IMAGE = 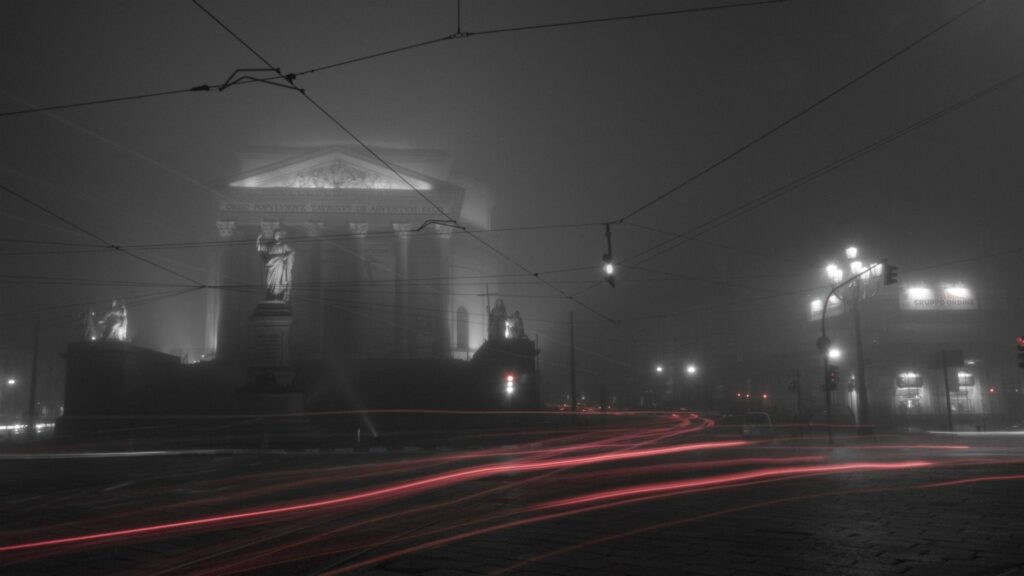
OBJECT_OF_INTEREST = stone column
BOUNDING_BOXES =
[432,223,453,358]
[303,220,326,357]
[349,221,370,358]
[209,219,236,359]
[393,222,414,358]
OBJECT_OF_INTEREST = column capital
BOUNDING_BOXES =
[259,219,281,237]
[348,221,370,236]
[429,222,454,239]
[392,221,415,237]
[216,220,237,238]
[303,220,326,237]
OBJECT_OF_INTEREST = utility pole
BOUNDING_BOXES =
[941,350,955,432]
[27,315,39,440]
[851,294,870,430]
[569,311,577,417]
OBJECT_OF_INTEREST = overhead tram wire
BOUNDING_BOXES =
[192,1,625,323]
[617,244,1024,325]
[620,221,816,269]
[0,221,606,255]
[0,286,205,323]
[569,0,1001,299]
[613,0,989,225]
[621,65,1024,270]
[1,1,784,118]
[568,0,992,301]
[0,181,204,287]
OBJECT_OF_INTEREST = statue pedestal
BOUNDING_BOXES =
[241,301,296,394]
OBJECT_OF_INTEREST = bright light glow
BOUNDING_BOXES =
[505,374,515,395]
[850,260,864,274]
[899,372,919,380]
[810,299,823,313]
[655,365,664,374]
[5,378,14,386]
[603,262,614,275]
[989,388,996,394]
[846,246,858,259]
[907,286,933,299]
[828,348,841,360]
[686,364,697,375]
[825,263,843,283]
[957,372,972,379]
[965,360,975,366]
[761,393,768,399]
[945,286,970,298]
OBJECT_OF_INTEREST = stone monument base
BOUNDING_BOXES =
[242,301,297,393]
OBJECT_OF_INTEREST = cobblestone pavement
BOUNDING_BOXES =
[1,432,1023,575]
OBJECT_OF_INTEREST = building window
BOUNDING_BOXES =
[456,306,469,349]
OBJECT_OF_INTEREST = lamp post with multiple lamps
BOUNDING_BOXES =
[816,246,890,439]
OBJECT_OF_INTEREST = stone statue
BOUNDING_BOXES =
[83,308,101,341]
[488,299,507,341]
[101,300,127,341]
[257,230,294,303]
[510,310,525,339]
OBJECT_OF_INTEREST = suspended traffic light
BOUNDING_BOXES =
[602,254,616,287]
[883,262,899,285]
[602,223,616,287]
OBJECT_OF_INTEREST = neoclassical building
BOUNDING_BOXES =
[204,147,495,366]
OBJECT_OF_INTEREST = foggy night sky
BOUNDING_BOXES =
[2,0,1023,397]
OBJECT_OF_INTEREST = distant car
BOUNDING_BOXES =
[742,412,774,438]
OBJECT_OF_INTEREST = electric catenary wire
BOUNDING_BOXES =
[190,1,626,323]
[0,1,784,118]
[613,0,989,224]
[0,181,204,287]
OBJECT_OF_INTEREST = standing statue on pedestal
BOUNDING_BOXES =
[101,300,127,341]
[510,310,525,339]
[488,299,507,341]
[257,230,294,303]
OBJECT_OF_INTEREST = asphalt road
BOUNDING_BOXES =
[2,415,1023,575]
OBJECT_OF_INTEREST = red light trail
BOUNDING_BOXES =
[0,439,746,554]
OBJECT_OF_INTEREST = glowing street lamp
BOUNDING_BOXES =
[828,347,842,360]
[686,364,697,376]
[655,365,664,374]
[845,246,858,259]
[825,263,843,284]
[5,378,14,386]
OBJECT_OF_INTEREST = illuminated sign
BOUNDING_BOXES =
[900,283,977,311]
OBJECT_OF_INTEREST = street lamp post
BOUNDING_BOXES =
[820,249,881,438]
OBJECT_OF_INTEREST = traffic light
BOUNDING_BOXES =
[826,365,840,391]
[602,223,616,287]
[1016,336,1024,369]
[883,262,899,285]
[602,254,616,287]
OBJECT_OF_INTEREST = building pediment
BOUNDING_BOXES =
[228,148,435,191]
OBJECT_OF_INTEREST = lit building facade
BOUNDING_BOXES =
[204,147,496,366]
[811,281,1024,430]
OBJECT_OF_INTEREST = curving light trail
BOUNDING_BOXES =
[0,439,746,554]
